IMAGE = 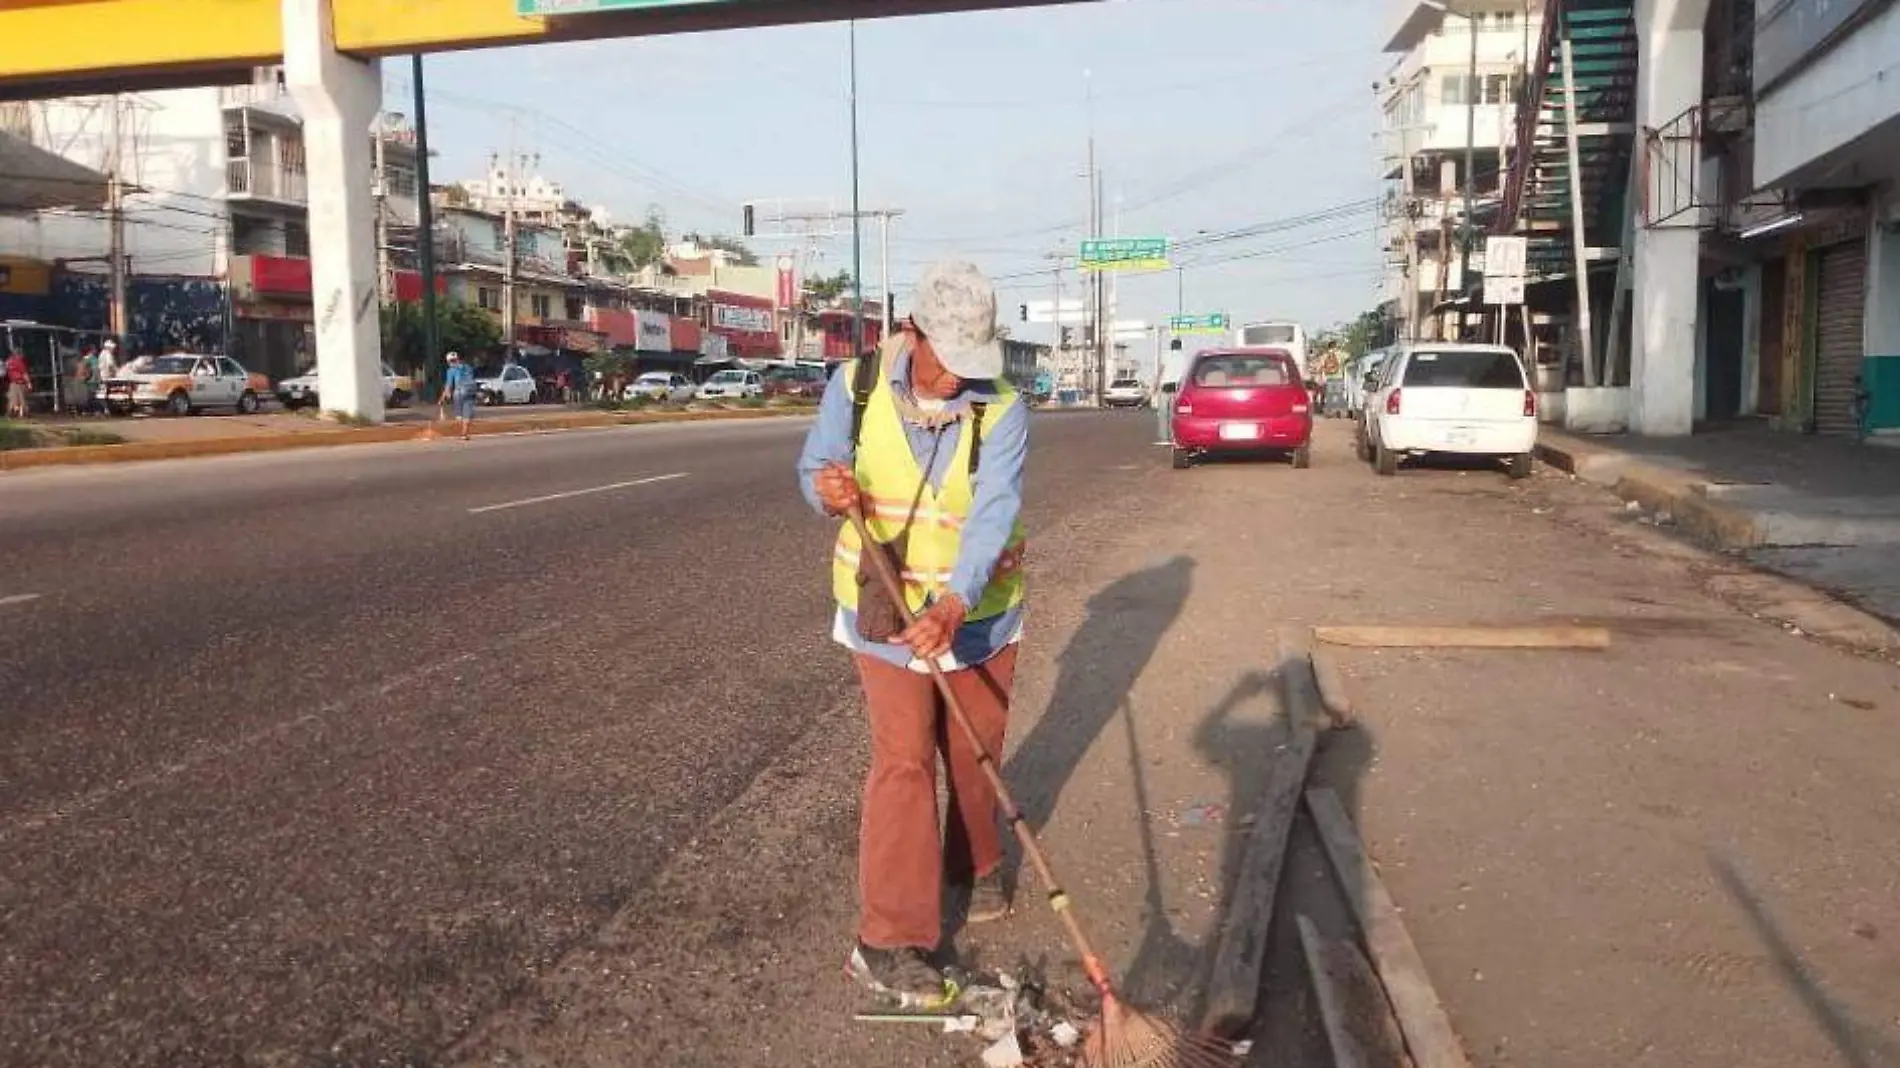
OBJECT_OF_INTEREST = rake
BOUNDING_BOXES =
[847,507,1240,1068]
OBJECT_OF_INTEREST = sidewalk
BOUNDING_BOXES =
[1537,422,1900,622]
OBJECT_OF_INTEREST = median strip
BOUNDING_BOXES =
[467,472,689,515]
[0,404,812,473]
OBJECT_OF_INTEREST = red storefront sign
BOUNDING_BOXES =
[392,270,448,303]
[707,289,781,359]
[669,316,702,353]
[250,254,312,296]
[776,258,797,310]
[590,307,640,347]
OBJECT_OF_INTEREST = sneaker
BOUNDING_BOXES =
[847,943,956,1010]
[963,871,1013,925]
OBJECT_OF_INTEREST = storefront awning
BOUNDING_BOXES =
[0,130,108,213]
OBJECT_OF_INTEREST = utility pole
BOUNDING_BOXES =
[373,122,391,304]
[848,20,865,358]
[1084,70,1105,405]
[105,93,127,345]
[1459,4,1478,341]
[496,145,523,355]
[876,210,898,337]
[413,54,441,387]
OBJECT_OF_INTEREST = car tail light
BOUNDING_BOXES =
[1523,389,1538,417]
[1385,388,1402,416]
[1292,400,1310,414]
[1174,390,1192,415]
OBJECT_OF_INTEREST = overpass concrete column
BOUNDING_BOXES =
[283,0,385,423]
[1629,0,1708,436]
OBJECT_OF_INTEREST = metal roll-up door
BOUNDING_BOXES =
[1812,239,1867,435]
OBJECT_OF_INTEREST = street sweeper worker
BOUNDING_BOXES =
[797,260,1030,1007]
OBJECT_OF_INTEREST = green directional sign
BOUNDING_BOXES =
[1080,237,1169,272]
[517,0,727,14]
[1168,313,1229,335]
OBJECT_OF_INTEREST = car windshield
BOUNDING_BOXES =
[1402,349,1525,389]
[144,356,196,375]
[711,371,746,383]
[636,373,670,383]
[1191,353,1293,387]
[1110,379,1141,389]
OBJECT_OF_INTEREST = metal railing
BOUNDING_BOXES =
[226,158,308,204]
[1496,0,1564,232]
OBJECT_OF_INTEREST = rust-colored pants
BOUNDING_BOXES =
[855,645,1017,950]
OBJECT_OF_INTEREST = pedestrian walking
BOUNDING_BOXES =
[95,338,118,383]
[1153,347,1184,445]
[556,367,574,406]
[68,348,94,414]
[439,351,477,441]
[5,348,30,420]
[796,260,1030,1007]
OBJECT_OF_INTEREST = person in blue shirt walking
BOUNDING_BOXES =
[796,260,1030,1006]
[439,351,476,441]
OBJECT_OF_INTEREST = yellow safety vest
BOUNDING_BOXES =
[831,348,1027,622]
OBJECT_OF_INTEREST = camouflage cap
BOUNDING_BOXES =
[911,260,1003,380]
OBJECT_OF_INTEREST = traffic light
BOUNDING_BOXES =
[1059,327,1074,348]
[742,204,756,237]
[1019,304,1029,323]
[1170,338,1183,351]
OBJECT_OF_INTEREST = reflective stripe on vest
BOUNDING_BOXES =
[831,347,1026,621]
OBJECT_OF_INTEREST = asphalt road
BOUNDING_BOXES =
[0,412,1151,1067]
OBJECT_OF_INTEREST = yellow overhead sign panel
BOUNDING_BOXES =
[0,0,280,87]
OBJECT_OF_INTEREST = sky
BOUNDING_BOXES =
[393,0,1393,349]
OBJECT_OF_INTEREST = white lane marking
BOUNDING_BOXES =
[0,593,41,607]
[467,472,689,515]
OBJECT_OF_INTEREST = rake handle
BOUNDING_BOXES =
[846,506,1116,994]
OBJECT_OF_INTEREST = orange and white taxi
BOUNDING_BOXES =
[104,354,273,417]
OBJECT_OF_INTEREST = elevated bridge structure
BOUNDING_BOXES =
[0,0,1089,419]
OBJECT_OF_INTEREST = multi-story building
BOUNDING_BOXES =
[0,67,424,380]
[1380,2,1543,343]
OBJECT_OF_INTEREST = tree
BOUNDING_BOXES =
[804,269,854,303]
[614,206,667,271]
[381,299,504,393]
[680,231,758,267]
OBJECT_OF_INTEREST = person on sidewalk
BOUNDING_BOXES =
[5,349,30,420]
[439,351,477,441]
[95,339,118,384]
[1152,355,1182,446]
[796,260,1030,1007]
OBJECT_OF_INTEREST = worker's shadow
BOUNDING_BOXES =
[1117,661,1378,1041]
[1004,555,1197,838]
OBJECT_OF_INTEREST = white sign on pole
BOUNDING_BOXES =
[1483,275,1525,306]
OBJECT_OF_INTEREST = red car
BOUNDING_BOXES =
[1170,347,1313,469]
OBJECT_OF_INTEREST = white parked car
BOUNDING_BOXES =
[103,353,270,417]
[696,369,763,400]
[277,362,414,410]
[1103,378,1147,409]
[478,363,538,406]
[1360,343,1538,479]
[625,371,696,403]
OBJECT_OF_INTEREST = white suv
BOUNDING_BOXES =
[1360,343,1538,479]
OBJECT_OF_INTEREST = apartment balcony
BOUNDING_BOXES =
[226,158,307,206]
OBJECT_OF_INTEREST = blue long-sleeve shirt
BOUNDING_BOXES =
[797,346,1029,671]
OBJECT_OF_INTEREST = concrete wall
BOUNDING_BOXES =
[0,89,228,276]
[1754,1,1900,190]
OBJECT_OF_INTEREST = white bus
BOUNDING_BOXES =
[1236,321,1308,378]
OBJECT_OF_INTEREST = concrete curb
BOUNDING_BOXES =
[1536,432,1765,551]
[0,406,807,473]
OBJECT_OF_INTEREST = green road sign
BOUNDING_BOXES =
[1168,313,1229,335]
[1080,237,1169,272]
[518,0,726,14]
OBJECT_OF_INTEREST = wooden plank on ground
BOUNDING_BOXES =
[1306,788,1472,1068]
[1199,627,1323,1038]
[1309,641,1355,728]
[1296,914,1415,1068]
[1312,624,1610,650]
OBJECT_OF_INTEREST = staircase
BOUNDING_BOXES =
[1496,0,1639,281]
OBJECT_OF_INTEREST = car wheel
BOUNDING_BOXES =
[1374,443,1399,477]
[1291,445,1312,469]
[1355,428,1373,463]
[1506,452,1534,480]
[1171,447,1193,470]
[237,390,260,415]
[390,390,411,408]
[166,390,192,417]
